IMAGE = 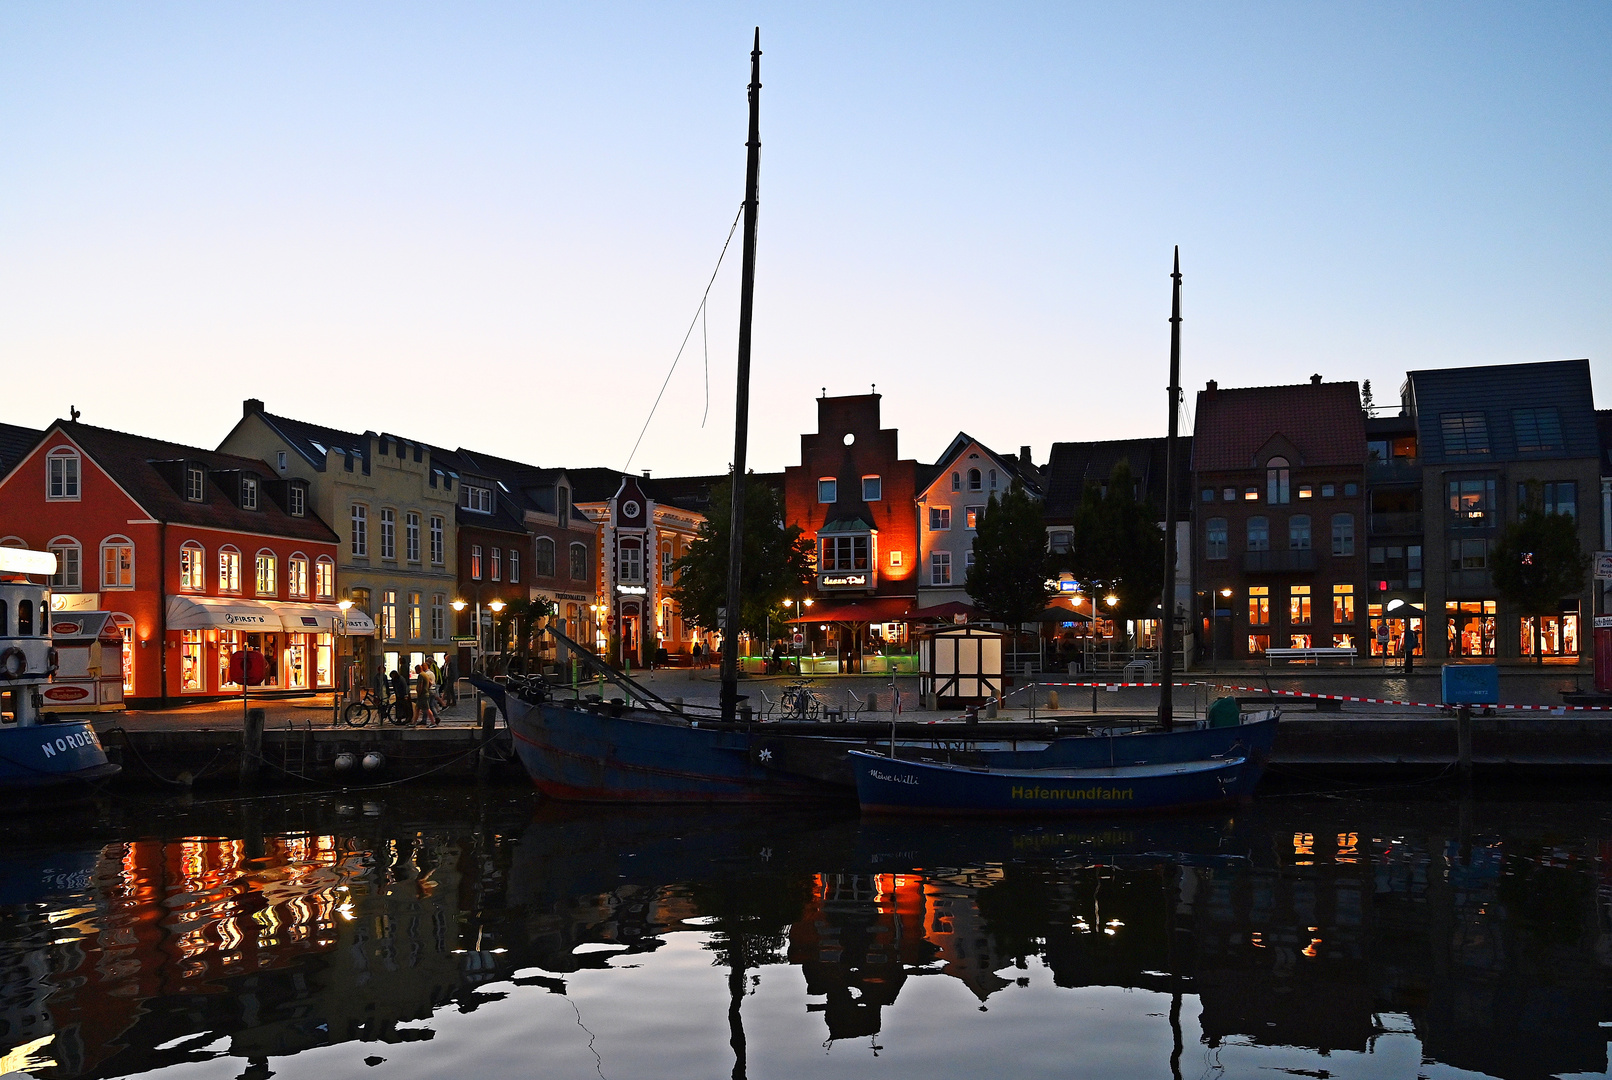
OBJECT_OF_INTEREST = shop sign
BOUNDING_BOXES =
[43,686,89,702]
[1596,616,1612,630]
[52,621,81,636]
[224,612,273,626]
[820,574,868,588]
[617,585,647,595]
[451,635,477,643]
[1596,552,1612,581]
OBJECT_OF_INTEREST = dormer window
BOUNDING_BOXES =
[241,476,259,510]
[288,483,306,517]
[1266,457,1290,504]
[462,485,493,513]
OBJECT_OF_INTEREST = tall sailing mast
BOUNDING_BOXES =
[1159,248,1182,732]
[720,29,763,724]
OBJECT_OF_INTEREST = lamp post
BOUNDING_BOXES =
[450,585,506,675]
[332,599,352,726]
[786,597,813,672]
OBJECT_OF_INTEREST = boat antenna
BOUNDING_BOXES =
[721,28,762,724]
[1158,247,1182,732]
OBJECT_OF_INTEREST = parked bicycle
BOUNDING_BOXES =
[777,681,824,721]
[341,688,395,728]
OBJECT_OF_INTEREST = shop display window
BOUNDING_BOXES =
[219,630,242,689]
[1519,613,1579,658]
[181,630,205,692]
[315,634,333,688]
[1445,600,1497,657]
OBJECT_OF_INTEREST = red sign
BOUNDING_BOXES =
[52,622,80,636]
[228,650,270,686]
[44,686,89,701]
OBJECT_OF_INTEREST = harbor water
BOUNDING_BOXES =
[2,784,1611,1080]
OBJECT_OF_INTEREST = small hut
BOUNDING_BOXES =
[918,624,1005,707]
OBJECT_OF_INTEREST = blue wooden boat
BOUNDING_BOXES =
[847,749,1262,816]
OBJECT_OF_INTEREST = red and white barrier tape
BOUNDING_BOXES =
[1018,680,1612,712]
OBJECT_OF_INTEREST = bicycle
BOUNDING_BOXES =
[341,689,394,728]
[777,681,823,721]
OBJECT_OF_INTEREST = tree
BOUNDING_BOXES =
[668,477,815,639]
[967,481,1053,624]
[1361,380,1375,416]
[1492,486,1589,663]
[1057,460,1165,625]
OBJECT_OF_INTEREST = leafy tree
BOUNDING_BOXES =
[1492,486,1589,663]
[1057,460,1165,624]
[966,482,1053,625]
[669,477,815,639]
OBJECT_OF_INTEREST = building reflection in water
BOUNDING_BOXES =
[1,800,1611,1080]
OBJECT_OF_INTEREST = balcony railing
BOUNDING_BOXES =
[1370,512,1424,535]
[1243,549,1317,573]
[1366,458,1421,484]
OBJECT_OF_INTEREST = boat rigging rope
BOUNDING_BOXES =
[622,201,746,473]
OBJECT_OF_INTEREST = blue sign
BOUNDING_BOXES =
[1441,664,1499,705]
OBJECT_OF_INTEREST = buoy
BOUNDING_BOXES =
[361,751,385,771]
[333,752,357,772]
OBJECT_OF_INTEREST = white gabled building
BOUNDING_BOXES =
[915,435,1041,609]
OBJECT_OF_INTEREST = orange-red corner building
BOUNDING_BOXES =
[0,421,343,705]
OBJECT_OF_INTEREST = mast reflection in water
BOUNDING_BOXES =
[2,791,1611,1079]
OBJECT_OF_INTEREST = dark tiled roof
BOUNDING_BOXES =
[0,422,43,477]
[1407,360,1598,464]
[1042,436,1191,519]
[1191,381,1365,471]
[1595,408,1612,475]
[928,432,1043,494]
[254,410,370,474]
[567,468,779,516]
[57,422,340,543]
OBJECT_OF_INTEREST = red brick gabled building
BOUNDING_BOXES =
[0,421,342,705]
[782,394,921,661]
[1191,377,1368,665]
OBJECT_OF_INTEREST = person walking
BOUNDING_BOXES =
[444,655,459,705]
[1403,626,1418,674]
[416,664,439,726]
[691,641,704,669]
[370,662,391,721]
[390,665,413,723]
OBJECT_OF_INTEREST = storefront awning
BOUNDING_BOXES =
[165,596,282,631]
[341,610,377,636]
[787,597,915,624]
[275,603,348,634]
[901,601,981,623]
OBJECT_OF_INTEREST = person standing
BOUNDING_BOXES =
[444,655,459,705]
[371,663,390,720]
[390,665,412,723]
[416,664,439,726]
[1403,626,1418,674]
[691,641,704,669]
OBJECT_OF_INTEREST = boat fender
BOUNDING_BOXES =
[45,647,59,676]
[333,752,357,772]
[0,648,24,679]
[361,752,384,771]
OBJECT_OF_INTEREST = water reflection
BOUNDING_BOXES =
[1,792,1610,1079]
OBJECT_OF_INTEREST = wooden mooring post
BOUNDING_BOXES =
[240,707,265,789]
[1456,705,1474,780]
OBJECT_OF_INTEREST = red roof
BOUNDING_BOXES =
[1191,381,1365,471]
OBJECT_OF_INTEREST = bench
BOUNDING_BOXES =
[1264,646,1356,666]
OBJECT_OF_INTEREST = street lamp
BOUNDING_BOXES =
[332,599,353,725]
[451,587,507,674]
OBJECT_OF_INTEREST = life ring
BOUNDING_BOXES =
[45,647,59,676]
[0,648,25,679]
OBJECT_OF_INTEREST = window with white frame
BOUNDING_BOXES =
[379,508,396,559]
[1332,514,1356,556]
[185,465,206,502]
[101,536,134,589]
[288,554,309,598]
[570,543,588,580]
[862,476,882,502]
[951,472,960,492]
[817,478,837,503]
[619,541,642,582]
[988,469,998,491]
[255,551,277,596]
[821,535,869,571]
[462,485,493,513]
[930,551,952,585]
[509,548,519,583]
[535,538,556,577]
[431,594,446,640]
[241,476,259,510]
[406,512,420,562]
[471,545,482,580]
[351,504,368,557]
[315,556,334,599]
[929,507,951,530]
[219,547,241,593]
[381,590,398,640]
[409,592,422,640]
[967,468,981,491]
[48,537,81,591]
[965,550,976,578]
[430,515,444,564]
[288,483,305,517]
[660,542,673,584]
[179,541,205,591]
[965,505,984,530]
[491,547,502,581]
[47,449,80,500]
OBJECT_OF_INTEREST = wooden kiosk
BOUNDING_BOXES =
[918,624,1005,707]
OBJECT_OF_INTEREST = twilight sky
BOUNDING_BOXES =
[2,3,1608,478]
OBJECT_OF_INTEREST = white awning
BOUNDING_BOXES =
[341,610,377,636]
[275,603,346,634]
[165,596,282,631]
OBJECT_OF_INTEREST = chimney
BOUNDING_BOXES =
[1204,379,1218,398]
[1310,374,1322,385]
[642,469,651,479]
[1019,445,1032,467]
[243,398,264,417]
